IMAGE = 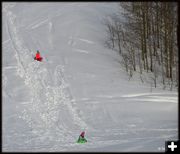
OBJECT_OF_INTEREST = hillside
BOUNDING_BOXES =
[2,2,178,152]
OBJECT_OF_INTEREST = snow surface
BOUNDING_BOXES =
[2,2,178,152]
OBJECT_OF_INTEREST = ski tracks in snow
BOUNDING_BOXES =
[5,7,87,148]
[54,65,88,130]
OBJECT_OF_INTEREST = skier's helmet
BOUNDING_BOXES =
[80,131,85,137]
[37,50,39,53]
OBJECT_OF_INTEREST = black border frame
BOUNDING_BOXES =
[1,0,179,153]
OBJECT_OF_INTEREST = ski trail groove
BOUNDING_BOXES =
[5,8,88,142]
[54,65,88,130]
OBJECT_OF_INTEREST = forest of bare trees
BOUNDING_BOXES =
[105,2,178,90]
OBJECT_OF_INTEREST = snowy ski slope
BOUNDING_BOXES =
[2,2,178,152]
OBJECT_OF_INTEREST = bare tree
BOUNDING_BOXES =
[104,2,178,90]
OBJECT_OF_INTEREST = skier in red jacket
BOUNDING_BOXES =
[34,50,43,61]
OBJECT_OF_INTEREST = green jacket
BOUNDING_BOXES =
[77,136,87,143]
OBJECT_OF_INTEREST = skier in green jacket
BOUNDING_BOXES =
[77,131,87,143]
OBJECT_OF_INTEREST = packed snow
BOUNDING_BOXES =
[2,2,178,152]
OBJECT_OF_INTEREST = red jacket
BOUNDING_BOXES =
[36,53,41,59]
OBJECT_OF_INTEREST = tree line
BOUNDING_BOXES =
[105,2,178,90]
